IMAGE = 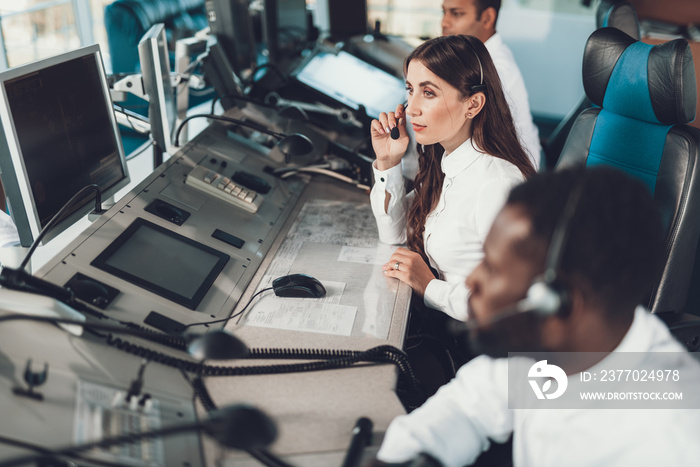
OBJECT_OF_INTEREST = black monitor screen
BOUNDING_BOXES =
[293,50,407,119]
[278,0,308,40]
[4,55,126,228]
[201,35,244,110]
[205,0,256,74]
[328,0,367,39]
[263,0,308,61]
[91,218,230,310]
[0,45,130,247]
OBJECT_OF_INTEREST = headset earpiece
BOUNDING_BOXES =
[466,40,486,94]
[525,276,571,318]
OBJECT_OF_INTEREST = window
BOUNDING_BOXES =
[0,0,113,71]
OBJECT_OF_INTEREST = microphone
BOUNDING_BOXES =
[0,267,75,308]
[390,126,400,140]
[448,283,567,359]
[174,113,314,163]
[0,403,277,467]
[450,281,564,336]
[0,313,249,360]
[341,416,373,467]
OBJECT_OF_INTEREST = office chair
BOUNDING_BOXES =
[104,0,208,74]
[556,27,700,349]
[543,0,641,169]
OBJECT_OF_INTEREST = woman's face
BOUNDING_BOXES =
[405,60,474,154]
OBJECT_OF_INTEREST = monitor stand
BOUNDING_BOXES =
[87,195,117,223]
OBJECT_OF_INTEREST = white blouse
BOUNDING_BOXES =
[370,139,524,320]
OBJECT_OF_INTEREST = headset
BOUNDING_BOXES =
[520,174,586,318]
[467,43,487,94]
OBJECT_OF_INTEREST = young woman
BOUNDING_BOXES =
[370,34,535,322]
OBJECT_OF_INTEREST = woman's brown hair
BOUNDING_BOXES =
[405,34,536,258]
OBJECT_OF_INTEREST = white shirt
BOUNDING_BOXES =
[485,33,541,170]
[370,140,524,320]
[377,307,700,467]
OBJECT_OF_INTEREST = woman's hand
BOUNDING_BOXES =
[383,247,436,296]
[371,104,409,171]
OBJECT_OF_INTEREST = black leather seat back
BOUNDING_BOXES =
[557,27,700,314]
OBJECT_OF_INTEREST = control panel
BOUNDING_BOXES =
[35,123,307,331]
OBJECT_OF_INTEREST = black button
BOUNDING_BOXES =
[212,229,245,249]
[380,177,385,182]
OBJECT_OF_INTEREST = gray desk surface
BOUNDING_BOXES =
[0,121,411,467]
[207,176,412,466]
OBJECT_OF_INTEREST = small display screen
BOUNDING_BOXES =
[294,50,407,119]
[91,219,229,310]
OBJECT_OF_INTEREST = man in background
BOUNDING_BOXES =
[442,0,542,169]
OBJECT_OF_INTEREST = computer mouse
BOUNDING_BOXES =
[272,274,326,299]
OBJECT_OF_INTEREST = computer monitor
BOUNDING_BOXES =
[328,0,367,40]
[292,49,407,120]
[0,45,130,248]
[201,35,244,111]
[205,0,257,76]
[138,23,177,164]
[262,0,309,62]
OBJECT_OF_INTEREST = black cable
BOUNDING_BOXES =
[404,333,456,378]
[216,93,277,111]
[105,335,422,394]
[0,314,188,352]
[0,421,202,467]
[247,448,296,467]
[19,184,102,271]
[174,114,285,147]
[210,95,221,114]
[248,345,423,394]
[191,375,218,413]
[0,435,52,458]
[87,323,188,352]
[181,287,273,331]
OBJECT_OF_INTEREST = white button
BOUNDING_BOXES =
[204,170,217,184]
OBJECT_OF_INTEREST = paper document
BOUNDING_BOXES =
[245,298,357,336]
[338,244,395,265]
